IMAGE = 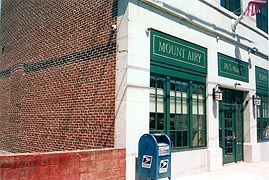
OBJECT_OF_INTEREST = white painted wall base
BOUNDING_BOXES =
[260,142,269,161]
[244,142,269,162]
[207,147,223,171]
[171,149,208,178]
[127,149,214,179]
[244,143,260,162]
[126,155,137,180]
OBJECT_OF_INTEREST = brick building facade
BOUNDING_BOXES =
[0,0,118,153]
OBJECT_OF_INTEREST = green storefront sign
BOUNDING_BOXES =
[256,66,269,95]
[150,29,207,74]
[218,53,249,82]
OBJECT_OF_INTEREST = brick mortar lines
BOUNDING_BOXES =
[0,42,116,77]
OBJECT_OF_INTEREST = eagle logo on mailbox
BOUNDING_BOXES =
[142,155,152,168]
[159,159,169,173]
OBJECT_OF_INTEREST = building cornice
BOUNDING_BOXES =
[139,0,268,61]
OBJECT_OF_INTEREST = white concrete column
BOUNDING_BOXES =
[244,91,259,162]
[206,83,223,171]
[116,2,152,179]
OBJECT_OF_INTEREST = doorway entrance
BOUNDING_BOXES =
[219,89,244,164]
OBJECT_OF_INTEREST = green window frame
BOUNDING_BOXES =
[150,74,206,150]
[257,95,269,142]
[220,0,242,16]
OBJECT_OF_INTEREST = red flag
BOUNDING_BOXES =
[246,0,267,16]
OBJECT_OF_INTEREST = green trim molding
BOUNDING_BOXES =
[255,66,269,95]
[218,53,249,83]
[150,29,207,74]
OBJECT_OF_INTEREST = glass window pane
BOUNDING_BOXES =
[257,118,261,128]
[192,130,199,146]
[191,83,205,147]
[193,115,198,130]
[198,100,204,115]
[150,88,156,112]
[257,128,261,140]
[220,0,241,16]
[192,130,206,147]
[193,101,197,115]
[256,1,268,33]
[157,90,164,112]
[150,112,156,130]
[175,115,188,130]
[149,112,165,132]
[182,98,187,114]
[170,82,176,96]
[170,114,189,148]
[263,120,269,140]
[263,103,266,117]
[265,101,269,118]
[193,115,205,130]
[257,105,261,118]
[176,97,182,114]
[198,94,203,100]
[199,116,205,130]
[170,95,176,114]
[150,76,165,134]
[170,82,175,114]
[170,130,189,148]
[157,113,164,130]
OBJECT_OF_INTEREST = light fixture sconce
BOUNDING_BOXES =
[253,94,261,106]
[111,24,117,32]
[213,84,222,101]
[145,27,151,36]
[234,82,241,88]
[248,47,259,54]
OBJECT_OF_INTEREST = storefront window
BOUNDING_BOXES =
[257,95,269,142]
[150,75,206,150]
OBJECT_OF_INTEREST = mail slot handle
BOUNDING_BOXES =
[158,143,170,156]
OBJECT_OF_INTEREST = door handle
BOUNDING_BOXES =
[232,132,236,140]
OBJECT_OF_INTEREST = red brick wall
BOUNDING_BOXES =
[0,148,126,180]
[0,1,118,152]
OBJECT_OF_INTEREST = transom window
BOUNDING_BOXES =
[257,95,269,142]
[150,75,206,150]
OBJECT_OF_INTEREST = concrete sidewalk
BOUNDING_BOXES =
[174,161,269,180]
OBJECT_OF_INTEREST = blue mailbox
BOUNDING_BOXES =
[138,133,171,180]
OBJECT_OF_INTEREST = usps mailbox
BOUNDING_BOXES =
[138,133,171,180]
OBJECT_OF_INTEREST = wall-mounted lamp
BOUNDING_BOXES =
[248,47,259,54]
[145,28,151,36]
[216,36,220,42]
[234,82,241,88]
[1,46,4,54]
[111,24,117,32]
[253,94,261,106]
[213,84,222,101]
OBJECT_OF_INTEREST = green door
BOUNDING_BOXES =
[219,89,244,164]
